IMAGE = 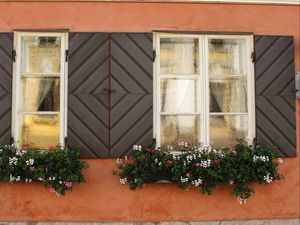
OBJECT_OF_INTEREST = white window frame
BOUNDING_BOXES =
[12,31,68,148]
[153,33,255,148]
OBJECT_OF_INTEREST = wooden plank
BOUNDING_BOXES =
[254,35,296,157]
[68,33,110,158]
[0,33,13,144]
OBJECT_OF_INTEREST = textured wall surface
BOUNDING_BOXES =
[0,220,300,225]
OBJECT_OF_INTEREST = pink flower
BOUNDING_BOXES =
[213,159,220,164]
[146,148,151,153]
[186,172,190,177]
[65,181,72,188]
[29,166,35,171]
[195,162,201,167]
[229,147,236,154]
[49,187,56,193]
[166,160,173,165]
[48,146,56,150]
[151,149,156,154]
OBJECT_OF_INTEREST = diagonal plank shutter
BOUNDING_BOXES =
[68,33,110,158]
[0,33,13,144]
[110,33,153,157]
[254,35,296,157]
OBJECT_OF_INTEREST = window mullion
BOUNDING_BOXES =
[202,35,210,144]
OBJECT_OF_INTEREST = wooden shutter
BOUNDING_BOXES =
[110,33,153,157]
[0,33,13,144]
[254,35,296,157]
[68,33,110,158]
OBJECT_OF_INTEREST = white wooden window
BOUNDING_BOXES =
[154,33,255,149]
[12,32,68,149]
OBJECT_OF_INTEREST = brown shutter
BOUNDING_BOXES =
[110,33,153,157]
[68,33,110,158]
[254,35,296,157]
[0,33,13,144]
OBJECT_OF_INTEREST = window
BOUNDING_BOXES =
[154,33,255,149]
[12,32,68,149]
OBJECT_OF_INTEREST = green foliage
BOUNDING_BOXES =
[116,141,283,203]
[0,143,88,195]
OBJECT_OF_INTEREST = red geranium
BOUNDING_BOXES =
[166,160,173,165]
[213,159,220,164]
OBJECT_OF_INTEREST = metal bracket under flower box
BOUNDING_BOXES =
[296,72,300,99]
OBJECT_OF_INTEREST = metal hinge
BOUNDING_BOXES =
[65,50,69,62]
[251,51,256,63]
[296,72,300,99]
[153,50,156,62]
[64,136,68,147]
[10,137,15,145]
[12,50,16,62]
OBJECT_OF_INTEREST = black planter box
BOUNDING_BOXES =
[145,171,172,183]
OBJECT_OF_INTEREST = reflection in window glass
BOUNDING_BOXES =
[160,38,199,74]
[20,77,60,112]
[209,77,247,113]
[21,36,61,73]
[209,39,246,76]
[161,78,198,113]
[161,115,199,149]
[210,115,248,147]
[19,114,60,149]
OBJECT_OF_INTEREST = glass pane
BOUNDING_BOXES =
[20,76,60,112]
[210,115,247,147]
[160,38,199,74]
[161,115,199,149]
[208,39,247,76]
[161,78,198,113]
[19,114,60,149]
[20,36,61,73]
[209,77,247,113]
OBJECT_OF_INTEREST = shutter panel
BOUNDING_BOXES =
[254,35,296,157]
[68,33,110,158]
[110,33,153,157]
[0,33,13,144]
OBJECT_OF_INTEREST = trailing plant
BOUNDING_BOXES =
[0,143,88,195]
[116,140,283,203]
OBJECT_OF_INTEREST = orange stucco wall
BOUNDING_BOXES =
[0,2,299,221]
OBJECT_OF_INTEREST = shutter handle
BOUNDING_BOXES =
[103,88,116,94]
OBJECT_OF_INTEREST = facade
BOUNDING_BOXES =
[0,0,299,222]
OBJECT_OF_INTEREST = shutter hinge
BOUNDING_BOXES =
[251,51,256,63]
[65,50,69,62]
[64,136,68,147]
[12,50,16,62]
[296,72,300,99]
[10,137,15,145]
[153,50,156,62]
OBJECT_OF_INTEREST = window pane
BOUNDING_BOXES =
[19,114,60,149]
[161,115,199,149]
[209,77,247,113]
[208,39,247,76]
[161,78,199,113]
[20,76,60,112]
[210,115,247,147]
[20,36,61,73]
[160,38,199,74]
